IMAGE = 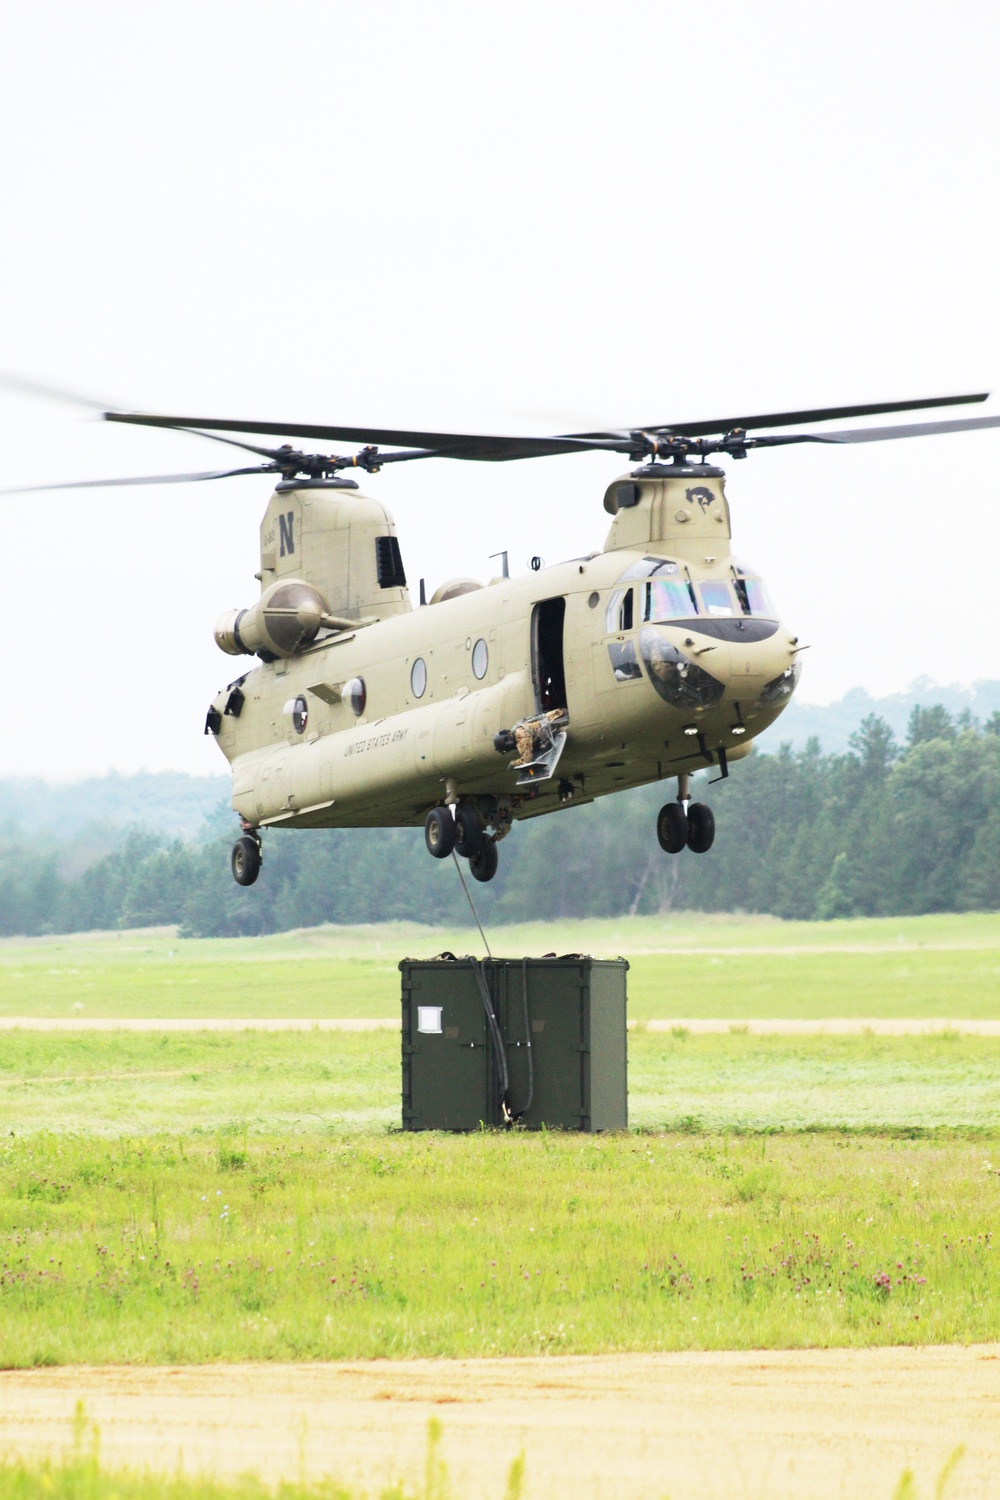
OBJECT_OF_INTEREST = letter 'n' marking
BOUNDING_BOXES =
[279,511,295,557]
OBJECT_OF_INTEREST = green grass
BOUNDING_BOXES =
[4,1031,1000,1136]
[1,1126,999,1366]
[0,1452,411,1500]
[1,914,999,1376]
[2,912,999,1020]
[0,1412,479,1500]
[2,1030,1000,1366]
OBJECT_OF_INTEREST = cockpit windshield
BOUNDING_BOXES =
[699,580,737,617]
[745,578,775,616]
[640,569,778,623]
[733,575,776,617]
[644,578,699,621]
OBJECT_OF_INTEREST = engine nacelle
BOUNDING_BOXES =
[215,579,329,659]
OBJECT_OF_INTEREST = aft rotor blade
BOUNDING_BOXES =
[0,373,120,411]
[104,393,991,460]
[0,466,272,495]
[172,427,294,460]
[576,393,990,441]
[104,411,615,461]
[171,430,445,468]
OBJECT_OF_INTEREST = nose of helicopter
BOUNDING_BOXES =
[719,621,803,726]
[724,629,801,702]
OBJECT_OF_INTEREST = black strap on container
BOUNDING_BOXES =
[520,956,534,1116]
[469,956,512,1125]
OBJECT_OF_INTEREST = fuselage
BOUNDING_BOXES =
[207,464,800,835]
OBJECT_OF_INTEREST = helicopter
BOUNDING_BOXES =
[6,386,1000,887]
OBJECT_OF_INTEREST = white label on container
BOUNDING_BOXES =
[417,1006,443,1034]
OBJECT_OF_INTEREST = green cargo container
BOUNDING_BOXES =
[400,956,628,1132]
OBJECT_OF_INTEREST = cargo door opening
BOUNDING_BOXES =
[532,597,567,714]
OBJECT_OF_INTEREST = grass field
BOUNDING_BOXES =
[2,912,1000,1391]
[2,911,1000,1020]
[3,1030,1000,1136]
[2,1025,1000,1368]
[1,1124,999,1366]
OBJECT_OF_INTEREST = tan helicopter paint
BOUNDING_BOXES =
[208,470,799,835]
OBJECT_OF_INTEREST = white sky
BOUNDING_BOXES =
[1,0,998,779]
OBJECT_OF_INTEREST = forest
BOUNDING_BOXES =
[2,703,999,938]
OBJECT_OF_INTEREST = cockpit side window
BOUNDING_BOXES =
[644,578,699,622]
[619,556,670,582]
[605,587,634,633]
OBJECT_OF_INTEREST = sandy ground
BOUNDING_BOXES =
[2,1349,999,1498]
[3,1016,1000,1034]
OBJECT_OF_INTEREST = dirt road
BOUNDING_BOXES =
[2,1348,999,1498]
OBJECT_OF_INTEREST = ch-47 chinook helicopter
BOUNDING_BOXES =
[8,387,1000,887]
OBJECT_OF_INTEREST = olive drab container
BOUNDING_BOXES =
[400,956,628,1131]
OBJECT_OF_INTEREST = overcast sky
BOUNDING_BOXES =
[1,1,998,780]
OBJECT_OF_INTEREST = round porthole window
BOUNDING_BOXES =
[410,657,427,699]
[291,695,308,734]
[472,638,488,680]
[342,677,367,716]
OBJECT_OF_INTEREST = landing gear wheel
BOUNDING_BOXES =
[686,802,715,854]
[231,835,261,887]
[454,805,485,859]
[469,838,499,883]
[424,805,456,859]
[657,802,688,854]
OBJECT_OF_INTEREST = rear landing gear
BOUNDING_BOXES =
[657,775,715,857]
[454,805,485,859]
[469,838,499,883]
[425,801,500,882]
[231,831,262,886]
[424,806,456,858]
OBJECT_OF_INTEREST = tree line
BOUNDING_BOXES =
[2,703,999,938]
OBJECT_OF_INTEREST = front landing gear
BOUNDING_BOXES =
[657,775,715,857]
[686,802,715,853]
[232,830,262,886]
[657,803,688,853]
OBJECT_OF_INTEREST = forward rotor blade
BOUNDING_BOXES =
[809,413,1000,445]
[748,413,1000,450]
[591,392,990,440]
[0,466,271,496]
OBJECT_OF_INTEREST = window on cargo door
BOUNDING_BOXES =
[607,640,642,681]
